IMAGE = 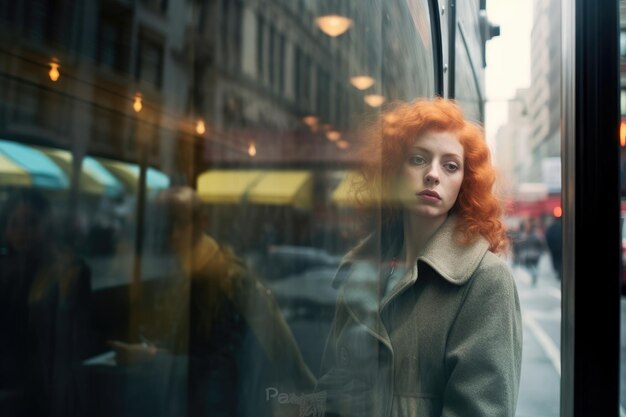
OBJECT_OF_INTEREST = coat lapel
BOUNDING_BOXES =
[339,259,393,349]
[332,214,491,349]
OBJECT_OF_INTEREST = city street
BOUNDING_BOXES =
[514,253,626,417]
[512,254,561,417]
[281,251,626,417]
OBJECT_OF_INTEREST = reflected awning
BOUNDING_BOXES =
[37,147,124,196]
[332,171,373,207]
[196,170,263,204]
[0,152,31,187]
[98,158,170,193]
[247,171,312,209]
[0,140,68,189]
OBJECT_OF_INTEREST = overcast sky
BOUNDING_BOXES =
[484,0,533,151]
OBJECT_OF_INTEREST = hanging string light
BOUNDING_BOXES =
[133,94,143,113]
[48,61,60,82]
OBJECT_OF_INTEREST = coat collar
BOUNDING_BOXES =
[332,214,490,348]
[335,214,490,288]
[417,214,490,285]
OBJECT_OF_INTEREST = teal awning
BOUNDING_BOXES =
[0,140,69,189]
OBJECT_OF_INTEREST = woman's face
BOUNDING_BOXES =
[394,130,464,220]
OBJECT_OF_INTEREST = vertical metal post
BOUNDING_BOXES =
[561,0,620,415]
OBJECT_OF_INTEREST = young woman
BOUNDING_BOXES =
[316,98,522,417]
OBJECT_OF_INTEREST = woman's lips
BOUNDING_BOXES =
[418,190,441,202]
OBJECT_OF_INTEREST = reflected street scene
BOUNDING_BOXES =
[0,0,577,416]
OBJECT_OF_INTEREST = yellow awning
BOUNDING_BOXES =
[0,152,31,187]
[196,170,263,204]
[247,171,312,209]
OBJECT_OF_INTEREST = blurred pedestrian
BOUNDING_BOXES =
[0,188,92,417]
[517,218,545,286]
[544,216,562,280]
[109,186,315,417]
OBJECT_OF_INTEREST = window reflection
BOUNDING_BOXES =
[0,0,502,416]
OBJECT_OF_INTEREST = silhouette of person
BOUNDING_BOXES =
[544,216,562,280]
[518,218,545,286]
[316,99,522,417]
[0,188,92,417]
[109,186,315,417]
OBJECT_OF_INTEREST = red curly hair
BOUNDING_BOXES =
[354,98,508,253]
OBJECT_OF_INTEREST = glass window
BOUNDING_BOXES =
[136,31,164,88]
[0,1,521,417]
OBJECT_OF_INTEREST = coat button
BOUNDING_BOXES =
[339,346,350,366]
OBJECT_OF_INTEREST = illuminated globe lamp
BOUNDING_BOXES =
[350,76,375,90]
[326,130,341,142]
[302,115,318,127]
[133,94,143,113]
[337,140,350,150]
[196,119,206,135]
[315,15,353,37]
[364,94,386,107]
[248,143,257,157]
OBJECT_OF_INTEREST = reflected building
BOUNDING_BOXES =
[193,0,437,167]
[619,0,626,193]
[527,0,561,183]
[495,88,531,192]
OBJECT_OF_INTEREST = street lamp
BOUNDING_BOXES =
[350,76,375,90]
[315,15,352,37]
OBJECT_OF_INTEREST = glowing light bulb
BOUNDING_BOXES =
[350,76,375,90]
[48,62,60,82]
[315,15,353,37]
[302,115,318,127]
[196,119,206,135]
[133,95,143,113]
[337,140,350,150]
[248,143,257,157]
[364,94,386,107]
[326,131,341,142]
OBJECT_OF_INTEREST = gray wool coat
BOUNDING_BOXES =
[316,215,523,417]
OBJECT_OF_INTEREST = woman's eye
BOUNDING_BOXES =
[409,156,426,165]
[444,162,459,172]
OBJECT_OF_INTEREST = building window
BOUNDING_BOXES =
[269,24,276,88]
[620,30,626,58]
[621,89,626,117]
[98,12,131,73]
[257,14,266,82]
[278,34,286,94]
[221,0,242,70]
[141,0,167,13]
[316,67,330,122]
[294,48,312,111]
[136,31,164,88]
